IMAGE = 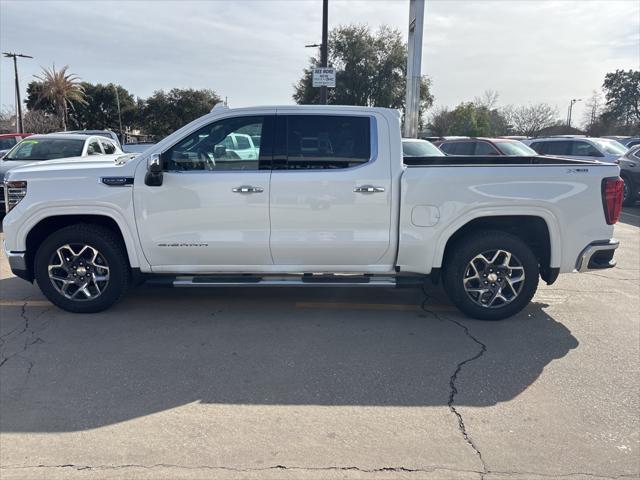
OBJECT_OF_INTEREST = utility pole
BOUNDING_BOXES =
[319,0,329,105]
[404,0,425,138]
[3,52,33,134]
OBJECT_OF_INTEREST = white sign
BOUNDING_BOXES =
[312,67,336,88]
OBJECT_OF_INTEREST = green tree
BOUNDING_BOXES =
[601,69,640,129]
[33,65,86,130]
[293,25,433,125]
[142,88,221,138]
[69,83,138,133]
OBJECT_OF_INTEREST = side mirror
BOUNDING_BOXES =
[145,154,164,186]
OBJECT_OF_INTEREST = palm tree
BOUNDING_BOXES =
[34,65,86,130]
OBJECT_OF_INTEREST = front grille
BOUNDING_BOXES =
[0,185,4,206]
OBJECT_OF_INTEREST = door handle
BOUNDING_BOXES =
[354,185,385,193]
[232,185,264,194]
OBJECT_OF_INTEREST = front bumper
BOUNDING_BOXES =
[4,243,30,281]
[575,239,619,272]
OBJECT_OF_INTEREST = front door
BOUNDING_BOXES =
[269,112,393,269]
[134,114,274,271]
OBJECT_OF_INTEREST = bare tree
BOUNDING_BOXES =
[474,90,500,110]
[23,110,59,134]
[582,90,603,131]
[0,105,16,133]
[505,103,559,137]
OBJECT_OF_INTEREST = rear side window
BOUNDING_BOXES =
[474,141,500,155]
[285,115,371,169]
[543,141,571,156]
[235,135,251,149]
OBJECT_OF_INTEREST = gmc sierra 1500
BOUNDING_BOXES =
[2,106,623,320]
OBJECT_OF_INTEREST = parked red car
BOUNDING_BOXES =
[0,133,33,157]
[434,137,537,156]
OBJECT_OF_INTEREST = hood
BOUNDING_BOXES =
[0,159,38,181]
[4,154,141,182]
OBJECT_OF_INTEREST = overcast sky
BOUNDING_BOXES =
[1,0,638,126]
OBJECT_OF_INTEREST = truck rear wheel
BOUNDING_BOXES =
[34,224,130,313]
[442,230,539,321]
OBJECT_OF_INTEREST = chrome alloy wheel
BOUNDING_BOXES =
[47,244,110,301]
[462,249,525,308]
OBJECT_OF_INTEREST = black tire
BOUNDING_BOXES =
[34,224,130,313]
[622,176,635,206]
[442,230,539,321]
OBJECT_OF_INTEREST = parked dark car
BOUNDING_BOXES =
[0,133,33,158]
[434,137,538,156]
[620,144,640,205]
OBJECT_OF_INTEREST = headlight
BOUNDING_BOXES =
[4,180,27,212]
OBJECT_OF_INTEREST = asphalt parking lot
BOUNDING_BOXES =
[0,208,638,480]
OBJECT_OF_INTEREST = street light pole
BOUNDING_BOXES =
[319,0,329,105]
[404,0,425,138]
[113,84,124,144]
[3,52,33,134]
[567,98,581,129]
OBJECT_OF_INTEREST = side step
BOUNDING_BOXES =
[173,275,398,287]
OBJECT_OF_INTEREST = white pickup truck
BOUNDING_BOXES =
[2,106,624,320]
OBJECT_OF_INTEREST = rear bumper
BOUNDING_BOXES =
[575,239,619,272]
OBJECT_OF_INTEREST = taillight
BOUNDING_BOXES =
[601,177,624,225]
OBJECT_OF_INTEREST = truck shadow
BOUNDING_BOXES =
[0,280,578,432]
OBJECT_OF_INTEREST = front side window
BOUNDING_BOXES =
[4,138,85,161]
[285,115,371,169]
[164,116,267,171]
[592,139,627,156]
[101,140,116,154]
[571,141,601,157]
[87,140,103,155]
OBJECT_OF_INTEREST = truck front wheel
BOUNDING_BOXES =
[34,224,130,313]
[442,230,539,321]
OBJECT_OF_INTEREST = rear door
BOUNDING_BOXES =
[269,112,393,269]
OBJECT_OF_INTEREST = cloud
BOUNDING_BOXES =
[1,0,638,126]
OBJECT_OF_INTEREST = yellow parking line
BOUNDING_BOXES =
[295,302,455,312]
[0,300,52,307]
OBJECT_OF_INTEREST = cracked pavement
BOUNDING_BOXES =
[0,212,638,480]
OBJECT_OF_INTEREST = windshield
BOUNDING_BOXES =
[4,138,85,161]
[402,140,445,157]
[592,139,628,156]
[494,141,537,156]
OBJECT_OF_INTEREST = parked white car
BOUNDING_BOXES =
[3,106,623,320]
[0,133,122,212]
[523,136,627,163]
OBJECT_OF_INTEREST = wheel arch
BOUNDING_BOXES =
[435,213,560,285]
[21,213,141,282]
